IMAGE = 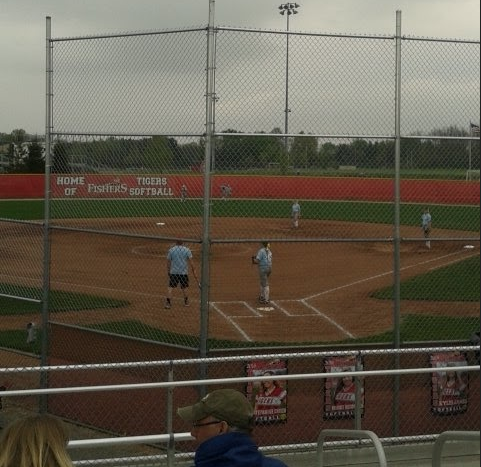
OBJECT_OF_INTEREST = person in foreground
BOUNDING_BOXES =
[0,413,74,467]
[177,388,289,467]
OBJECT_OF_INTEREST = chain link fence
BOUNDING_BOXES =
[0,11,479,454]
[0,347,479,465]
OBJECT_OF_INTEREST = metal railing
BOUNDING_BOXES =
[432,430,480,467]
[317,429,387,467]
[1,346,479,466]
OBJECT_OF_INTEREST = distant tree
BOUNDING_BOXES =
[267,127,289,173]
[52,141,71,173]
[400,138,421,169]
[428,125,473,169]
[290,132,318,169]
[1,129,32,172]
[318,142,337,169]
[23,140,45,173]
[178,141,204,169]
[336,143,355,167]
[143,136,173,171]
[351,139,371,168]
[215,130,246,169]
[372,140,395,169]
[252,132,284,169]
[11,129,27,145]
[3,142,16,173]
[122,141,144,170]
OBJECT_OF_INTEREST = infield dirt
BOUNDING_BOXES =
[1,217,478,344]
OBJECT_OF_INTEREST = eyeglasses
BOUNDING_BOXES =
[192,420,222,428]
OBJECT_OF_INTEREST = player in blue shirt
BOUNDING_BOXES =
[421,208,432,249]
[165,240,195,308]
[252,241,273,304]
[291,200,301,229]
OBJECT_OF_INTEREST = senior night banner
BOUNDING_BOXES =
[324,355,365,420]
[431,352,468,415]
[246,359,288,423]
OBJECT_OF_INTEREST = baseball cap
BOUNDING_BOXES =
[177,389,254,429]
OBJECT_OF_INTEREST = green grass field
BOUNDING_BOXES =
[1,199,479,231]
[0,287,129,354]
[84,313,480,349]
[372,256,480,301]
[2,313,478,354]
[0,284,128,315]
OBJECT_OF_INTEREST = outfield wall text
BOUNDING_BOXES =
[0,174,479,205]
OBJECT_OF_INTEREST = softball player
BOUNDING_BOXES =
[180,184,187,202]
[421,208,432,249]
[165,240,195,308]
[252,241,272,304]
[291,200,301,228]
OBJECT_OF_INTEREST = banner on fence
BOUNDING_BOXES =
[246,359,288,423]
[431,351,468,415]
[324,355,365,419]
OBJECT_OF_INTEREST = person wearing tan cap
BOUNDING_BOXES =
[177,388,289,466]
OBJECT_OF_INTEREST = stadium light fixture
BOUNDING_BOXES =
[278,3,301,168]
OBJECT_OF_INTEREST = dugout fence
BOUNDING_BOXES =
[0,2,479,450]
[0,346,479,466]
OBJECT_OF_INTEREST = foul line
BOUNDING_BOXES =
[0,273,164,299]
[428,252,479,271]
[302,299,354,338]
[305,249,471,300]
[269,301,292,316]
[3,248,477,343]
[210,248,476,341]
[210,302,253,342]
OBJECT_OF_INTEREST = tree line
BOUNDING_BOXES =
[0,129,45,173]
[1,125,478,174]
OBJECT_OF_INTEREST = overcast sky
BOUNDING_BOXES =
[1,0,479,135]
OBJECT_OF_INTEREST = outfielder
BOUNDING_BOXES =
[252,241,273,304]
[165,240,196,308]
[180,184,188,202]
[291,200,301,228]
[220,184,232,200]
[421,207,432,249]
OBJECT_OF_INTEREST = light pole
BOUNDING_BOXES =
[279,3,300,169]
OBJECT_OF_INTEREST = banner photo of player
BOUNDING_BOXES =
[431,352,468,415]
[324,355,364,420]
[246,359,288,423]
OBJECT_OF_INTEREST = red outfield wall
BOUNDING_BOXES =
[0,174,44,199]
[0,174,479,205]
